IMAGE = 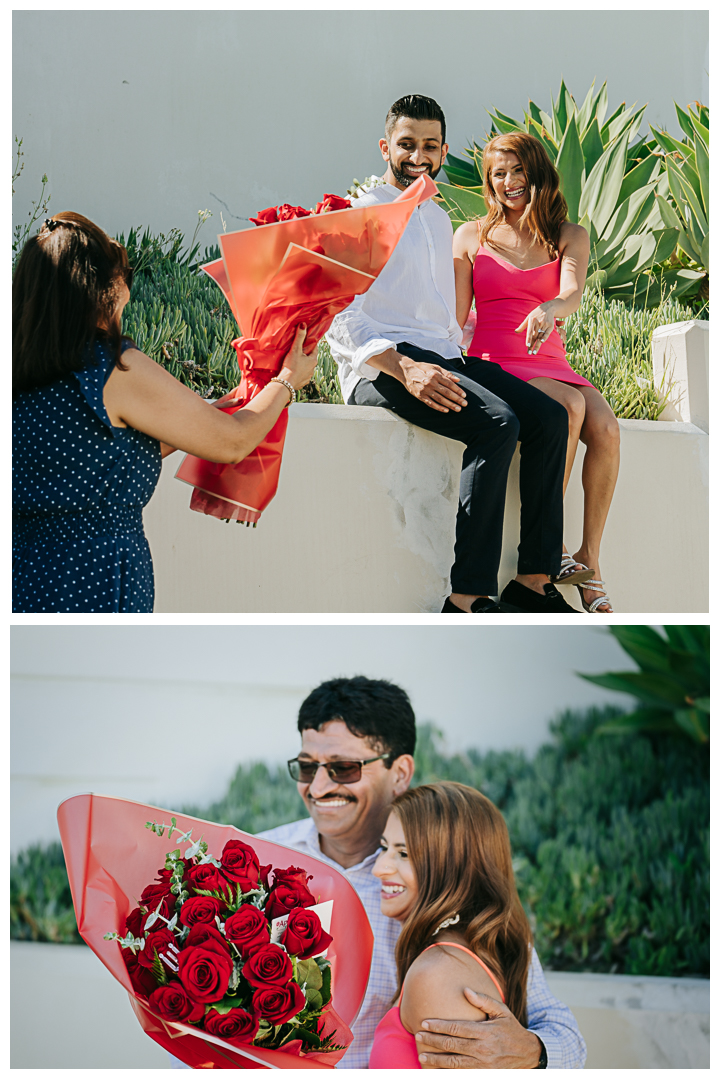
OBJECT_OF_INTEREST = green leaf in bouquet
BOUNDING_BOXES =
[320,963,332,1005]
[292,1025,322,1048]
[150,949,169,986]
[296,957,323,990]
[303,987,324,1012]
[253,1021,275,1042]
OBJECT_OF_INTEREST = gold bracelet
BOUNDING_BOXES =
[269,377,296,406]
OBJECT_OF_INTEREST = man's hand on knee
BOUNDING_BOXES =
[399,357,467,413]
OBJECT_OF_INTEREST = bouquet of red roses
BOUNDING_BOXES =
[175,173,438,524]
[57,794,372,1069]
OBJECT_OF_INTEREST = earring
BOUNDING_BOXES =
[432,913,460,936]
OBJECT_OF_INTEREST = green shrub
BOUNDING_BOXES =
[10,841,82,944]
[11,714,708,975]
[563,288,700,419]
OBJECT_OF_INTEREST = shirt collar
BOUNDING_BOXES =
[305,824,381,872]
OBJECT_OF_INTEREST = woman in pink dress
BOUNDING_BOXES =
[453,132,619,612]
[369,783,534,1069]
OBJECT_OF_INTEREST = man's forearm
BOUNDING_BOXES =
[364,347,409,384]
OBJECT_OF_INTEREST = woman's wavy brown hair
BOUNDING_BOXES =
[13,212,132,394]
[479,132,568,258]
[391,781,532,1026]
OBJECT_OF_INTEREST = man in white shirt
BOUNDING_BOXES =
[261,675,587,1069]
[326,95,579,613]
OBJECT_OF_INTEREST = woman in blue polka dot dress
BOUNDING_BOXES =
[13,213,318,613]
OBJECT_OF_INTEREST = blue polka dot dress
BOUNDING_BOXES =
[13,340,161,612]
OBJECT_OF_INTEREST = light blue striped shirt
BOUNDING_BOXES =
[259,817,587,1069]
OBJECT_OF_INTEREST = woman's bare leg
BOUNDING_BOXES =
[528,377,585,494]
[572,386,621,612]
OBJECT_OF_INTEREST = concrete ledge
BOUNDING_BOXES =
[11,943,709,1069]
[545,971,710,1069]
[144,405,708,613]
[652,320,709,431]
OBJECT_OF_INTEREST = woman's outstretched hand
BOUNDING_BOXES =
[278,324,319,391]
[515,303,556,355]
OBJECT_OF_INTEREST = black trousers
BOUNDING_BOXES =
[349,343,568,596]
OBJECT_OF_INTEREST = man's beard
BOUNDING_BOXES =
[388,154,443,188]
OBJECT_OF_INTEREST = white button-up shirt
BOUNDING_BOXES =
[259,817,587,1070]
[326,179,464,403]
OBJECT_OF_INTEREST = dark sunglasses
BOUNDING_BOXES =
[287,753,390,785]
[123,266,134,290]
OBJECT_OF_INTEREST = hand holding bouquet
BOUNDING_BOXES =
[175,174,438,524]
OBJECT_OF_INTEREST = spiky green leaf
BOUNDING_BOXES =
[555,115,585,223]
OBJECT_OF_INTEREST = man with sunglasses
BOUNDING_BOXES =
[257,676,586,1070]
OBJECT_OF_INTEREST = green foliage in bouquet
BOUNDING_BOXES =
[437,81,704,306]
[580,625,709,744]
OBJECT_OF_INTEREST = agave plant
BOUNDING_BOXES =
[437,81,698,306]
[650,103,709,299]
[580,626,709,744]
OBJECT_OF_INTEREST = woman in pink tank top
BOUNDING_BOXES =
[453,132,620,613]
[368,782,532,1069]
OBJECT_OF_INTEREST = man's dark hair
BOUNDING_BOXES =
[385,94,446,146]
[297,676,416,764]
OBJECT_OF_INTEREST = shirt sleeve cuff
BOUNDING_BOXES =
[352,338,398,381]
[528,1031,574,1069]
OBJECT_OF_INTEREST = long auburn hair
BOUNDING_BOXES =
[13,212,132,395]
[391,782,532,1026]
[479,132,568,258]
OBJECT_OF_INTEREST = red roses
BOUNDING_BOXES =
[249,193,351,228]
[110,831,337,1057]
[283,908,333,960]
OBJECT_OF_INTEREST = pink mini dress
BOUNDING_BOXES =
[467,246,593,387]
[368,942,506,1069]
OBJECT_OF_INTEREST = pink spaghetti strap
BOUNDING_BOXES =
[423,942,506,1002]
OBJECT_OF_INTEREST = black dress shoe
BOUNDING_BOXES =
[500,580,580,613]
[441,597,519,613]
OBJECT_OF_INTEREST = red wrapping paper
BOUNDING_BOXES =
[175,174,438,523]
[57,794,373,1069]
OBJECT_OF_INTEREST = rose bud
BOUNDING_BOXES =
[127,956,158,998]
[314,193,352,214]
[177,944,234,1004]
[277,204,312,221]
[242,943,293,988]
[271,866,313,890]
[219,841,260,891]
[252,982,306,1025]
[283,908,333,959]
[186,863,225,895]
[223,905,270,957]
[149,982,205,1024]
[204,1006,259,1042]
[264,881,317,920]
[178,896,225,927]
[249,207,279,227]
[259,864,272,891]
[185,923,230,954]
[124,907,144,938]
[137,927,177,970]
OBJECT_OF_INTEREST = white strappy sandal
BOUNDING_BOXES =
[551,553,595,586]
[576,579,614,613]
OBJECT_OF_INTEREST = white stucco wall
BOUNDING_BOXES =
[143,409,708,614]
[11,943,710,1069]
[13,9,709,240]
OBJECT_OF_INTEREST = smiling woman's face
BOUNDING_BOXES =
[488,150,530,211]
[372,810,418,921]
